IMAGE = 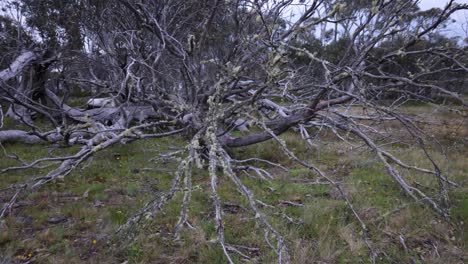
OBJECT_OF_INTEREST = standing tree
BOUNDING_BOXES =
[0,0,467,262]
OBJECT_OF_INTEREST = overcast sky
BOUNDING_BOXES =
[419,0,468,38]
[420,0,467,9]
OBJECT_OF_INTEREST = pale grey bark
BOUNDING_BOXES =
[0,129,61,144]
[0,51,37,82]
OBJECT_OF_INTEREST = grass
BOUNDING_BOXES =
[0,104,467,263]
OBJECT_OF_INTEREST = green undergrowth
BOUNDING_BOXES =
[0,108,467,263]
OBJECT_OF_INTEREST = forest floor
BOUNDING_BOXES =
[0,102,467,263]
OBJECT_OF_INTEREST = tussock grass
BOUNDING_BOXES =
[0,105,467,263]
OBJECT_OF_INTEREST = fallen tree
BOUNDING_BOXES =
[0,0,467,263]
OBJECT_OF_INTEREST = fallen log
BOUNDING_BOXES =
[0,130,62,144]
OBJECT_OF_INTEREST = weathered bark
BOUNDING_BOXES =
[0,51,38,82]
[0,130,62,144]
[1,50,56,124]
[222,95,353,148]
